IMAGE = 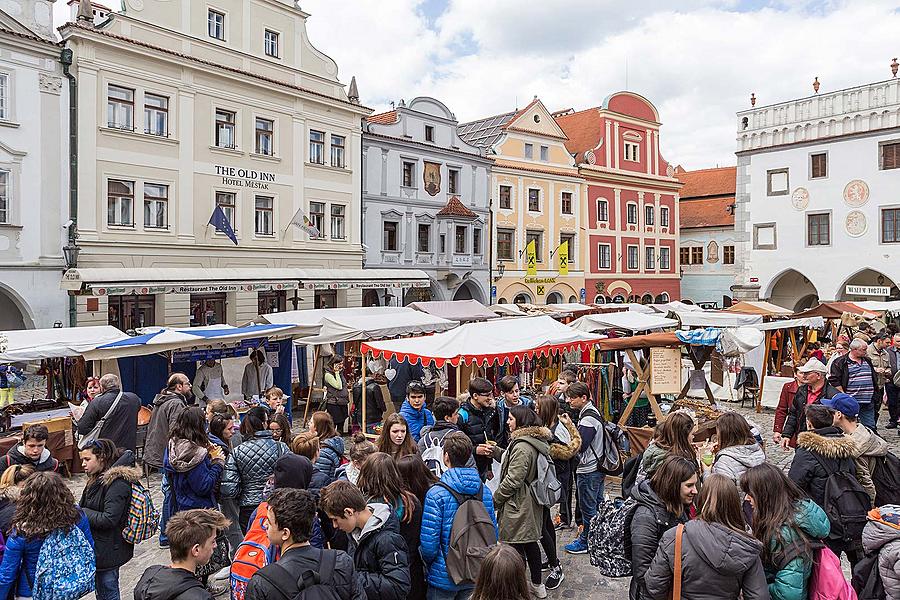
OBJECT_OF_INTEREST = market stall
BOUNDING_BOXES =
[409,300,499,323]
[723,301,793,317]
[569,311,678,334]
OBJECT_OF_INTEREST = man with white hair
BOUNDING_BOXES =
[829,338,879,430]
[76,373,142,451]
[779,358,840,450]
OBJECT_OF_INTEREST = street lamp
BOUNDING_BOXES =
[493,263,505,282]
[63,242,80,270]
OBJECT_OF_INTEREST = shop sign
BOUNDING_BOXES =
[846,285,890,296]
[215,165,277,190]
[302,280,429,291]
[173,340,280,363]
[580,288,586,302]
[89,282,297,296]
[524,277,556,284]
[650,347,682,394]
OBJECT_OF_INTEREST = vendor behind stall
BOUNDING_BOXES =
[241,350,273,401]
[193,359,230,406]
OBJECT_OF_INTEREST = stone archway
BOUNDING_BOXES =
[452,280,486,304]
[766,269,819,312]
[513,292,532,304]
[837,268,900,301]
[0,286,29,330]
[546,292,564,304]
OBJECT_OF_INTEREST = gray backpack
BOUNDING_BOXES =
[511,438,562,507]
[436,483,497,585]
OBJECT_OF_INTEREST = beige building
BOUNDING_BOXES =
[59,0,426,328]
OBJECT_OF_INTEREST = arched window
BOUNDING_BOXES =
[594,295,606,304]
[568,295,578,303]
[546,292,563,304]
[641,293,654,304]
[513,293,531,304]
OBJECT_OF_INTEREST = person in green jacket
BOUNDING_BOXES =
[741,463,831,600]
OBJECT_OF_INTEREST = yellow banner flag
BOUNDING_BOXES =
[558,241,569,276]
[526,239,537,276]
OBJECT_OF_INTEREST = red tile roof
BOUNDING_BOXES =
[680,197,735,229]
[367,110,397,125]
[436,196,477,218]
[676,166,736,199]
[554,107,603,161]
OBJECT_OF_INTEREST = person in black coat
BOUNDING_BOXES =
[780,359,840,446]
[457,378,497,480]
[77,374,142,452]
[79,440,140,600]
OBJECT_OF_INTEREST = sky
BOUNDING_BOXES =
[53,0,900,169]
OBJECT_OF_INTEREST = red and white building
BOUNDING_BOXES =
[554,92,682,304]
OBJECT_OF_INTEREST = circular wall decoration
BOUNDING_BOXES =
[843,180,870,207]
[791,187,810,210]
[845,210,867,237]
[584,150,596,165]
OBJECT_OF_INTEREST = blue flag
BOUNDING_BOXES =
[209,205,237,245]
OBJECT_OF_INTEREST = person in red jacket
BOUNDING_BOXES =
[773,371,804,449]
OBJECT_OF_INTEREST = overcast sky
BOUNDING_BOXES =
[54,1,900,169]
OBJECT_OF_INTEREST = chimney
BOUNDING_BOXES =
[9,0,57,39]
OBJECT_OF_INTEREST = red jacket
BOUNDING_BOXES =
[774,380,799,447]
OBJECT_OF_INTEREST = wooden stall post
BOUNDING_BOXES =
[302,346,321,423]
[455,365,461,397]
[618,349,664,426]
[756,331,772,413]
[361,352,368,437]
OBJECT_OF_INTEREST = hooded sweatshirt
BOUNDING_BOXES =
[164,438,224,511]
[1,444,59,472]
[349,502,410,600]
[645,520,768,600]
[710,443,766,488]
[847,423,890,502]
[862,507,900,600]
[133,565,212,600]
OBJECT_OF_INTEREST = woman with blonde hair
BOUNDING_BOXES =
[0,464,34,536]
[336,432,377,485]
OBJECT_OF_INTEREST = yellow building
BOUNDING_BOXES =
[459,98,585,304]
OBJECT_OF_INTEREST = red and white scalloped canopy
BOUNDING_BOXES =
[360,315,604,367]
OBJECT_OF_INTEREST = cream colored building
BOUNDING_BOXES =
[59,0,426,328]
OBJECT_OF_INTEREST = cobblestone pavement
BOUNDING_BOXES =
[63,401,900,599]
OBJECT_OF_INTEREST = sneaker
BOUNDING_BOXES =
[564,538,588,554]
[554,517,571,531]
[158,539,169,549]
[887,422,898,429]
[545,566,565,590]
[530,582,548,599]
[541,561,550,571]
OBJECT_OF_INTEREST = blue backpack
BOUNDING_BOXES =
[34,526,95,600]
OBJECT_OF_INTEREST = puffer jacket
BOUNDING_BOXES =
[420,467,498,591]
[645,520,768,600]
[314,435,345,481]
[492,426,551,544]
[221,430,290,507]
[80,450,139,571]
[164,438,224,511]
[144,390,189,468]
[788,427,858,513]
[626,479,690,600]
[847,424,889,502]
[862,509,900,600]
[762,499,831,600]
[711,443,766,487]
[350,501,410,600]
[399,400,435,443]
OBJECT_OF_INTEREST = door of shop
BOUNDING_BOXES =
[190,293,226,326]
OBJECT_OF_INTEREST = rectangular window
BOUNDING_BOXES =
[524,143,533,159]
[255,117,274,156]
[754,223,777,249]
[645,246,655,270]
[215,191,236,229]
[214,109,235,148]
[627,246,639,270]
[107,85,134,130]
[108,294,155,330]
[474,228,482,255]
[417,223,431,252]
[561,191,573,215]
[144,93,168,136]
[264,29,280,57]
[560,233,575,267]
[143,183,168,229]
[0,170,8,223]
[425,125,434,142]
[540,145,549,161]
[309,130,325,164]
[598,244,611,270]
[497,229,514,260]
[528,189,540,212]
[882,208,900,243]
[645,205,654,226]
[254,195,274,236]
[383,221,398,251]
[723,245,735,265]
[208,9,225,40]
[810,152,827,179]
[624,141,640,162]
[258,290,286,315]
[440,233,446,253]
[402,161,415,187]
[455,225,467,254]
[331,135,345,168]
[659,247,670,270]
[330,204,345,239]
[660,206,669,227]
[0,73,8,120]
[881,142,900,170]
[448,169,460,195]
[499,185,511,209]
[107,180,134,226]
[308,201,325,238]
[627,203,638,224]
[597,199,609,222]
[526,231,543,262]
[767,168,789,195]
[690,247,703,264]
[680,247,690,265]
[807,213,830,246]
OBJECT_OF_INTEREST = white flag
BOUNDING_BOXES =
[288,207,320,238]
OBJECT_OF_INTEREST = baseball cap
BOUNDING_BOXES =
[797,358,827,374]
[821,393,859,418]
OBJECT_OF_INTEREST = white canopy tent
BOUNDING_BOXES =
[650,301,703,314]
[854,300,900,315]
[570,311,678,333]
[677,311,764,328]
[754,316,826,331]
[0,326,130,362]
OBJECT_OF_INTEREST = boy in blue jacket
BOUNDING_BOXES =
[420,432,498,599]
[399,381,434,443]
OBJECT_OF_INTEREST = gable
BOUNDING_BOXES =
[0,11,38,37]
[506,98,568,140]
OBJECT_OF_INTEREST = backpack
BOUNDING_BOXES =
[122,480,160,544]
[435,482,497,585]
[510,438,561,507]
[588,497,637,577]
[871,451,900,507]
[776,539,857,600]
[599,421,628,475]
[852,552,887,600]
[254,548,342,600]
[421,433,448,478]
[811,453,870,542]
[620,454,641,498]
[33,525,95,600]
[231,502,277,600]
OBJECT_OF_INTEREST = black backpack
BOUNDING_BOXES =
[811,453,870,542]
[254,549,342,600]
[851,552,887,600]
[872,451,900,507]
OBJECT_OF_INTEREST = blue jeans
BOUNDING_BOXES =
[859,402,876,430]
[576,470,605,543]
[159,470,171,544]
[95,568,120,600]
[427,585,475,600]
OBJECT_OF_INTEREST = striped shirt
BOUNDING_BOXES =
[846,359,875,405]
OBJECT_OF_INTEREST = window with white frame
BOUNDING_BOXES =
[425,125,434,142]
[0,73,10,120]
[331,204,345,239]
[144,93,168,136]
[0,170,8,223]
[540,146,549,161]
[626,203,638,224]
[474,227,482,254]
[255,117,274,156]
[417,223,431,252]
[627,245,639,270]
[524,143,533,159]
[455,225,467,254]
[560,233,575,266]
[383,221,398,251]
[497,229,514,260]
[214,109,235,148]
[215,191,236,229]
[309,202,325,238]
[597,199,609,222]
[264,29,280,57]
[331,135,345,168]
[309,130,325,164]
[108,180,134,226]
[255,195,274,236]
[402,161,415,187]
[448,169,460,195]
[208,9,225,40]
[143,183,168,229]
[526,231,543,262]
[659,247,670,270]
[499,185,512,209]
[624,141,640,162]
[528,189,540,212]
[107,85,134,130]
[645,205,654,226]
[561,191,573,215]
[598,243,611,270]
[660,206,669,227]
[645,246,655,270]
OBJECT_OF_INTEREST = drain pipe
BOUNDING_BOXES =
[61,47,78,327]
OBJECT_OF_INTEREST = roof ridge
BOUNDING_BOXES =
[678,166,737,173]
[554,106,601,119]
